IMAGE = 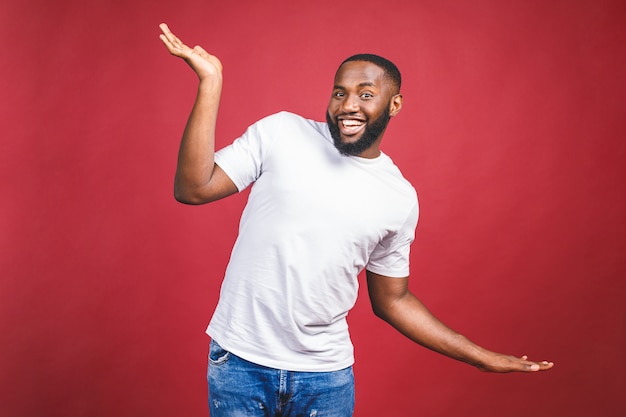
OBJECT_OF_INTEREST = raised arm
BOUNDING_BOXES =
[366,270,554,373]
[159,23,238,204]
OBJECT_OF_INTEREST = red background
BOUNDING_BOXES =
[2,0,625,416]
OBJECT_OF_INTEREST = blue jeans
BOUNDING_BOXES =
[207,339,355,417]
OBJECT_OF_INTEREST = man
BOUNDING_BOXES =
[158,23,553,417]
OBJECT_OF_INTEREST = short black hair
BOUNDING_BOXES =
[340,53,402,92]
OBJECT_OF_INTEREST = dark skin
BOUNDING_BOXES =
[159,23,554,373]
[327,61,402,158]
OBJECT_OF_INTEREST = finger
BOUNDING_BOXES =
[159,31,192,58]
[192,45,215,62]
[517,358,541,372]
[193,45,207,58]
[159,23,185,48]
[159,23,181,44]
[159,33,182,55]
[159,23,175,44]
[159,23,170,34]
[524,359,554,372]
[158,33,171,47]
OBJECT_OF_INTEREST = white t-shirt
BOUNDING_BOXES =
[207,111,418,372]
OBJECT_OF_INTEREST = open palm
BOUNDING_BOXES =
[159,23,222,81]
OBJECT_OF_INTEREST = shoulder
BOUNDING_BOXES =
[254,111,330,144]
[379,154,418,196]
[265,111,327,131]
[256,111,308,125]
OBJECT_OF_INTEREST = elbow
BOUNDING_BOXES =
[173,186,209,205]
[369,293,407,324]
[370,302,392,322]
[174,194,201,205]
[174,183,230,205]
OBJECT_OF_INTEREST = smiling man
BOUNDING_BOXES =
[327,56,402,157]
[159,23,553,417]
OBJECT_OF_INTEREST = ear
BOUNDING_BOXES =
[389,94,403,117]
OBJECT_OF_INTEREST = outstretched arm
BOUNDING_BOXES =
[366,270,554,373]
[159,23,237,204]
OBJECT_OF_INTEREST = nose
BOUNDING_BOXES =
[341,94,359,113]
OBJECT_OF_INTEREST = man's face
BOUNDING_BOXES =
[326,60,401,158]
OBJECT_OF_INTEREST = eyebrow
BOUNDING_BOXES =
[333,82,377,90]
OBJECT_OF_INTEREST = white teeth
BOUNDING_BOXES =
[341,120,363,127]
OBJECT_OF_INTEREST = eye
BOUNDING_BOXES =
[333,91,345,98]
[360,92,373,99]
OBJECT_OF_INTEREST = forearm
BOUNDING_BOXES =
[174,78,222,203]
[373,292,489,368]
[368,273,554,373]
[159,24,237,204]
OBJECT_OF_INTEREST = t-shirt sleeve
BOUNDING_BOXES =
[366,201,419,278]
[214,113,282,191]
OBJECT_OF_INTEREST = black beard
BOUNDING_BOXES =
[326,110,391,157]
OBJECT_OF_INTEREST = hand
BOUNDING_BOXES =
[476,353,554,373]
[158,23,223,81]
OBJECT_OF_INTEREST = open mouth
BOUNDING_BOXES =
[339,119,365,136]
